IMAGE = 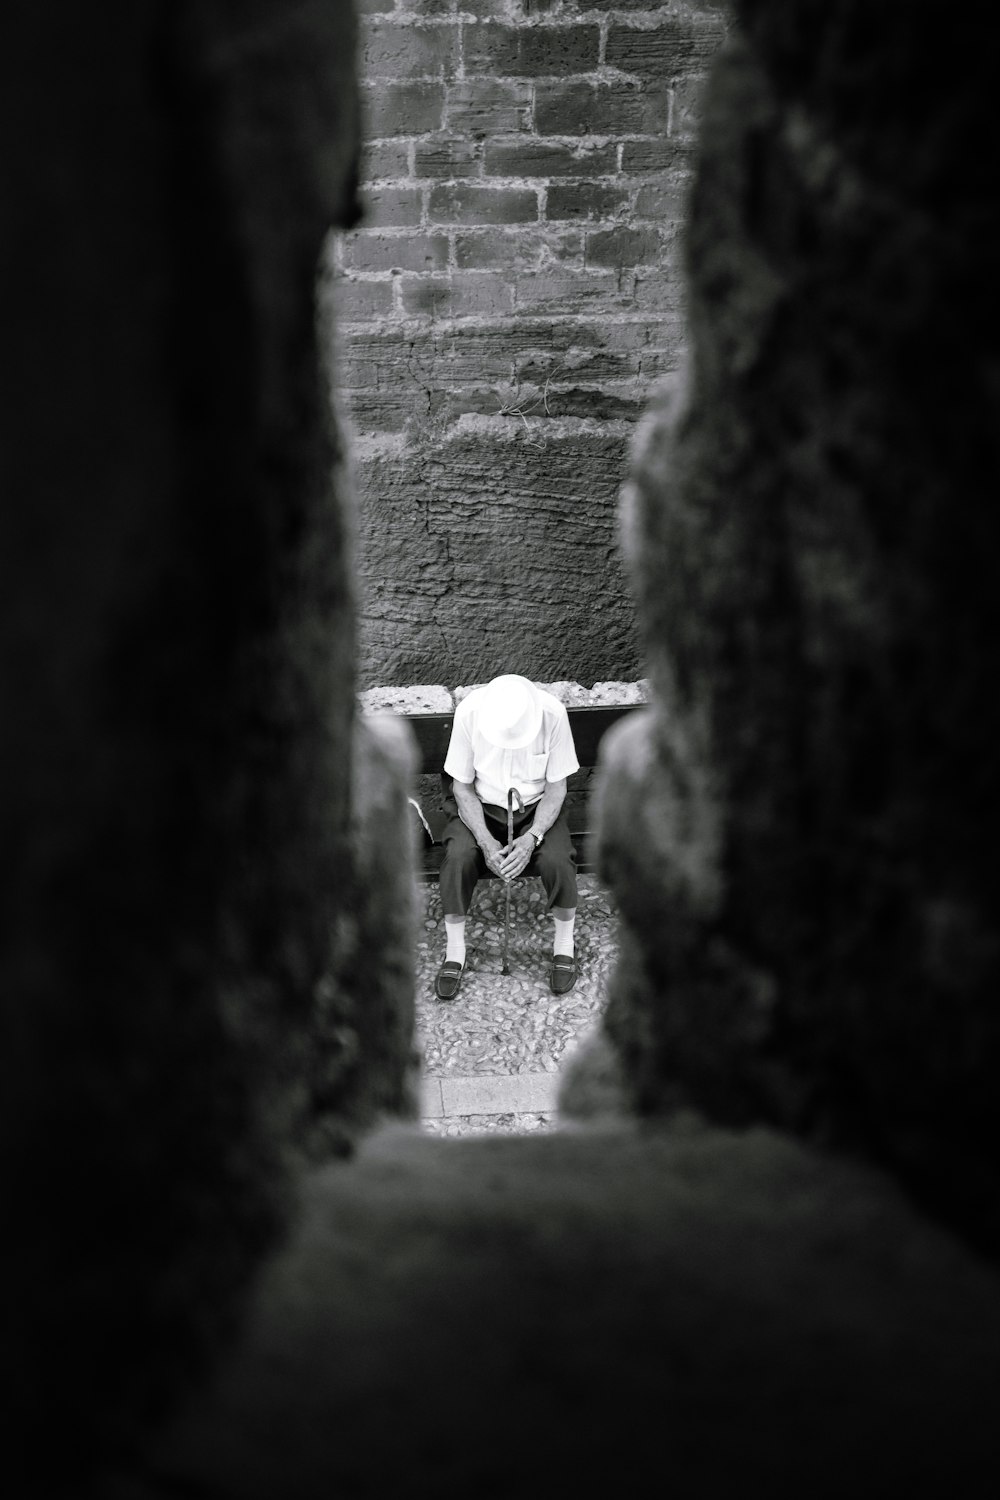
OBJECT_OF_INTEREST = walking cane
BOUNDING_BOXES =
[501,786,523,976]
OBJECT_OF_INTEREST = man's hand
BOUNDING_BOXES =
[479,835,506,878]
[497,833,535,881]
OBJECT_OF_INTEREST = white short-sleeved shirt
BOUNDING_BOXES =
[444,686,580,809]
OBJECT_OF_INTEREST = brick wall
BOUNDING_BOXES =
[326,0,729,688]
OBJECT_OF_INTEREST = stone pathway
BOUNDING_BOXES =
[414,873,618,1136]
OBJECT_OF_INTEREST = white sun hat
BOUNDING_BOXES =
[477,674,543,750]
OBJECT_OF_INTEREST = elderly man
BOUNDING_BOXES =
[435,674,580,1000]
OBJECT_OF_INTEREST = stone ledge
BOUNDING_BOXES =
[358,684,454,714]
[360,679,650,713]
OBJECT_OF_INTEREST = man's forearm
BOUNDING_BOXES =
[528,779,566,839]
[453,780,495,849]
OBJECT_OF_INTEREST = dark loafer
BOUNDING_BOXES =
[434,959,465,1000]
[549,954,577,995]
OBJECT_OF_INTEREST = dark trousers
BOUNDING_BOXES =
[438,786,578,917]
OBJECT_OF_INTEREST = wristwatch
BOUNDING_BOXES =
[530,827,544,848]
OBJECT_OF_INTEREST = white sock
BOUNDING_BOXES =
[445,917,466,965]
[552,912,575,958]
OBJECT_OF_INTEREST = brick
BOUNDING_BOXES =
[361,185,424,228]
[397,0,453,13]
[333,278,395,322]
[634,178,692,221]
[344,388,412,434]
[448,274,517,318]
[605,17,727,79]
[468,0,565,13]
[340,327,409,362]
[429,183,538,225]
[444,0,517,13]
[534,79,669,137]
[361,20,460,79]
[548,386,647,422]
[549,348,638,383]
[414,134,483,179]
[634,343,686,379]
[546,182,628,221]
[672,73,711,140]
[445,80,532,135]
[605,19,694,79]
[336,351,381,390]
[400,273,515,319]
[463,22,600,77]
[339,333,420,394]
[513,272,633,315]
[342,233,449,274]
[361,140,412,181]
[363,81,445,138]
[621,137,695,174]
[398,271,452,317]
[455,227,583,271]
[585,225,663,269]
[631,273,687,315]
[580,0,725,7]
[483,137,617,177]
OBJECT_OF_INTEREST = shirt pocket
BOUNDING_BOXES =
[526,752,549,781]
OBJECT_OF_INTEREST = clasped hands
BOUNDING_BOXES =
[482,832,535,881]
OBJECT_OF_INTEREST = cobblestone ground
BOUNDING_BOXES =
[414,873,618,1137]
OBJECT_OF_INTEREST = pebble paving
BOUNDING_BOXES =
[414,873,619,1137]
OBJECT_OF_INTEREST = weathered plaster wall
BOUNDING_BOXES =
[328,0,729,686]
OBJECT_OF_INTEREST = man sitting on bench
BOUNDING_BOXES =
[435,674,580,1000]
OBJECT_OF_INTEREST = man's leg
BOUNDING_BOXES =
[435,806,485,999]
[530,807,579,994]
[551,907,576,957]
[444,914,467,964]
